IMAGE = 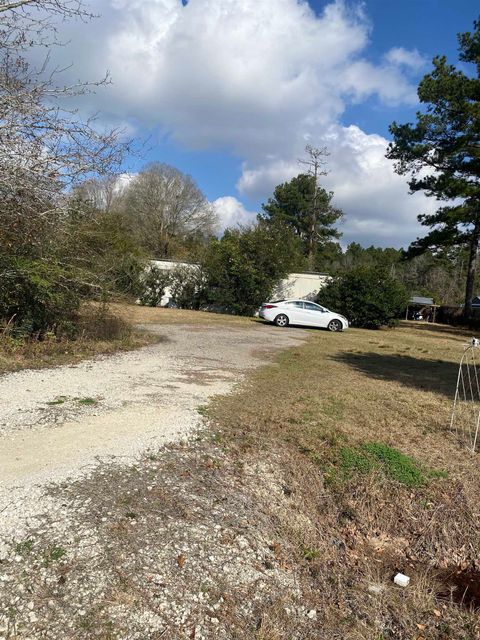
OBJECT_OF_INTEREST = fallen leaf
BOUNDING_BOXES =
[433,609,441,617]
[416,623,426,630]
[177,554,186,568]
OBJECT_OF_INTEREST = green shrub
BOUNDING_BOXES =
[317,267,409,329]
[169,265,205,309]
[0,256,81,337]
[202,221,304,316]
[138,266,171,307]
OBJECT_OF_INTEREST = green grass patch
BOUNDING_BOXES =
[77,397,97,406]
[47,546,66,561]
[340,446,374,475]
[334,442,446,488]
[362,442,425,486]
[15,539,34,555]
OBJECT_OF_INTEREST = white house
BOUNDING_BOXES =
[148,259,329,307]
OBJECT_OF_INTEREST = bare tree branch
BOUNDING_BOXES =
[0,0,132,256]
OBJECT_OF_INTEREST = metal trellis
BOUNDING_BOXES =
[450,338,480,453]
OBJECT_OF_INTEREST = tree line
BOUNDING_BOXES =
[1,1,479,335]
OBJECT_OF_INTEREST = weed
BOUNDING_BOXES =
[197,404,210,417]
[326,441,445,488]
[15,539,34,555]
[428,468,449,480]
[47,546,66,561]
[77,397,97,406]
[301,546,320,561]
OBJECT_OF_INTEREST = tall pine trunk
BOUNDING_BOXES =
[307,218,316,269]
[463,224,480,318]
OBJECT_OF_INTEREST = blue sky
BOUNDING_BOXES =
[49,0,479,247]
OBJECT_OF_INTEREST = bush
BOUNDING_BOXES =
[318,267,409,329]
[138,266,172,307]
[0,256,81,337]
[169,265,205,310]
[61,209,145,298]
[201,222,304,316]
[77,305,132,341]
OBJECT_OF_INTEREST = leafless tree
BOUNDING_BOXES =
[0,0,130,255]
[73,175,124,213]
[122,163,217,258]
[298,144,333,267]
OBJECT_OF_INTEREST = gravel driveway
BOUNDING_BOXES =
[0,322,306,546]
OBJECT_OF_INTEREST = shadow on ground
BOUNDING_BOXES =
[401,321,475,339]
[332,351,459,398]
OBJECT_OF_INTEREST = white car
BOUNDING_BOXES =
[259,299,348,331]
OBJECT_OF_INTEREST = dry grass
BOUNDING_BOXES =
[2,318,480,639]
[0,305,158,375]
[109,301,258,326]
[207,320,480,638]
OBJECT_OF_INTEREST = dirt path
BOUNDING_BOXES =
[0,322,306,546]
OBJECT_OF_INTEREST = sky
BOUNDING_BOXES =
[45,0,478,248]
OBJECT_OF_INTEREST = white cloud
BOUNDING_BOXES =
[384,47,427,70]
[211,196,257,232]
[41,0,431,248]
[53,0,417,151]
[339,60,417,105]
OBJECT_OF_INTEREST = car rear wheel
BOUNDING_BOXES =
[328,319,343,332]
[274,314,289,327]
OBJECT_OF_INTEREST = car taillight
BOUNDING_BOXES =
[262,304,277,309]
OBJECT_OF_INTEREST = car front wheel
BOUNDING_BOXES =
[328,319,343,332]
[274,314,289,327]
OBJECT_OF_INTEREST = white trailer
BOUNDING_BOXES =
[273,272,330,301]
[146,261,330,308]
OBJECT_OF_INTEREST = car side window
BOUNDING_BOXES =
[284,301,304,308]
[304,302,323,312]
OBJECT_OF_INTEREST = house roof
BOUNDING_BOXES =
[410,296,434,306]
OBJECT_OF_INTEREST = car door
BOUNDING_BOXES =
[282,301,305,324]
[301,301,329,327]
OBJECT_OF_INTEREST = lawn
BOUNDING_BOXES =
[109,301,258,326]
[206,320,480,638]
